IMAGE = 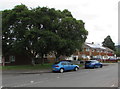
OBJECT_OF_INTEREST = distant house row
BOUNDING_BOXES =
[1,42,116,66]
[81,42,115,60]
[65,42,115,61]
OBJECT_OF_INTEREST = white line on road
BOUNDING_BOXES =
[57,76,60,78]
[14,81,44,87]
[111,84,115,87]
[30,81,34,83]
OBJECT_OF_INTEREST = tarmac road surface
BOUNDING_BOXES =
[2,63,118,87]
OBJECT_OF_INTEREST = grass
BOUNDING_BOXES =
[1,63,84,70]
[78,64,84,67]
[1,63,54,70]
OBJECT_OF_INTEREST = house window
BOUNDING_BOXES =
[104,51,107,53]
[92,49,94,52]
[97,50,99,52]
[86,48,90,51]
[9,56,15,62]
[73,57,76,60]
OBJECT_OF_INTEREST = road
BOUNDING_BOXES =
[2,63,118,87]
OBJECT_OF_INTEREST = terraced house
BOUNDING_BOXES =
[78,42,115,60]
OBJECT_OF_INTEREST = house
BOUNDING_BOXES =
[79,42,115,60]
[2,54,32,66]
[64,42,116,61]
[1,52,58,66]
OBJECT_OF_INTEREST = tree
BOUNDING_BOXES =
[55,17,88,60]
[2,4,88,65]
[115,45,120,57]
[2,4,31,56]
[23,29,61,64]
[102,35,115,51]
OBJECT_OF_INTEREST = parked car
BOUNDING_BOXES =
[85,60,103,69]
[52,61,79,73]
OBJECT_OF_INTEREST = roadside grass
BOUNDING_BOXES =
[1,63,84,70]
[1,63,54,70]
[78,64,84,67]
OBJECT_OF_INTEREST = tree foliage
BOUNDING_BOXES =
[2,4,88,64]
[102,35,115,51]
[115,45,120,57]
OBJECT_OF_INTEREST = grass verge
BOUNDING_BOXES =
[1,63,53,70]
[1,63,84,70]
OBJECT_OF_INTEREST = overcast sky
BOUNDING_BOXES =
[1,0,119,45]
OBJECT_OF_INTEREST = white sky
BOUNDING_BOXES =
[1,0,119,45]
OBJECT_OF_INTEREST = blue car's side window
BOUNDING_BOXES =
[67,62,71,65]
[61,62,67,65]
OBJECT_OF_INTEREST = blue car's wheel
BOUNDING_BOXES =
[59,68,64,73]
[74,67,78,71]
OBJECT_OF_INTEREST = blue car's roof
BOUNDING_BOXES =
[54,60,70,64]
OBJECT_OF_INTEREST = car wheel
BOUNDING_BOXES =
[93,65,96,69]
[59,68,64,73]
[100,65,103,68]
[74,67,78,71]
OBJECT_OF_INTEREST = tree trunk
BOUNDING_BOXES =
[31,58,35,66]
[2,56,5,66]
[41,53,44,65]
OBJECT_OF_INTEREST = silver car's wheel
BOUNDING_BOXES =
[60,68,64,73]
[74,67,78,71]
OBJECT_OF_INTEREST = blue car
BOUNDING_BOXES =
[85,60,103,69]
[52,61,79,73]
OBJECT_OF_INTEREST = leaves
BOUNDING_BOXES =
[102,35,115,51]
[2,4,88,62]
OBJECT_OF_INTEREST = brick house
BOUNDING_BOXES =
[78,42,115,60]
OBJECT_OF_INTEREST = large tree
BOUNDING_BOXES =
[102,35,115,51]
[2,4,88,64]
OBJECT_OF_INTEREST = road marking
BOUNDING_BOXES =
[0,86,3,89]
[14,81,44,87]
[57,76,60,78]
[111,84,115,87]
[30,81,34,83]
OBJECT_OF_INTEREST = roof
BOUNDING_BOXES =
[85,43,106,49]
[84,43,114,52]
[104,47,114,52]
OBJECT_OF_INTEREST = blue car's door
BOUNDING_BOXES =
[61,62,69,71]
[67,62,72,70]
